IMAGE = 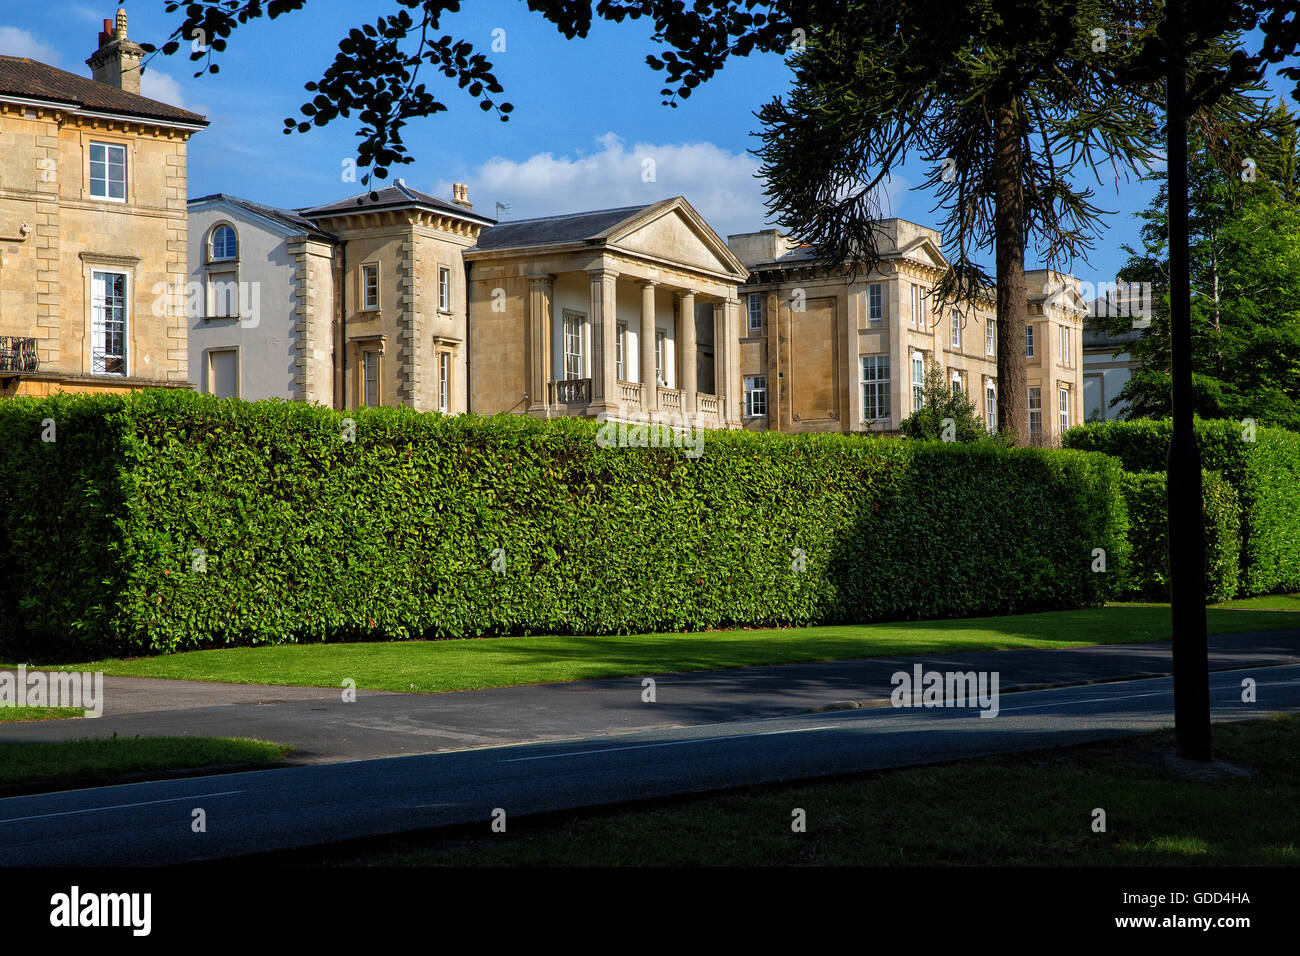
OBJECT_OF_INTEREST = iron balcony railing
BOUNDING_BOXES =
[0,337,38,374]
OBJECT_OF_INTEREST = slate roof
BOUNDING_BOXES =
[299,181,496,225]
[473,201,670,251]
[189,194,337,240]
[0,55,207,126]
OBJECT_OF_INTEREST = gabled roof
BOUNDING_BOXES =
[299,181,496,227]
[471,196,750,279]
[0,55,207,127]
[189,193,337,241]
[474,202,663,251]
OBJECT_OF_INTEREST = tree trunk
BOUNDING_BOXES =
[993,100,1029,444]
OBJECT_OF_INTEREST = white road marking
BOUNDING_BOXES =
[0,790,245,825]
[503,724,839,762]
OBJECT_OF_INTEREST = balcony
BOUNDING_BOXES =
[550,377,592,405]
[0,337,38,375]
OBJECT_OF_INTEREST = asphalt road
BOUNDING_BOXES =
[1,662,1296,865]
[4,629,1297,763]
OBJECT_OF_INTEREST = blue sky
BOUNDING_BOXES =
[4,1,1297,288]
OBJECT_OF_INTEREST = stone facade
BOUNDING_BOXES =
[0,12,206,398]
[727,222,1087,444]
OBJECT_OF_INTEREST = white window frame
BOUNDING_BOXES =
[209,224,238,262]
[950,309,962,349]
[951,369,963,397]
[1059,387,1070,432]
[438,351,451,413]
[910,284,923,329]
[911,352,925,411]
[985,380,997,433]
[868,283,883,327]
[985,317,996,356]
[563,310,585,380]
[1059,324,1070,365]
[1026,323,1035,357]
[860,354,890,422]
[438,266,451,312]
[744,374,767,418]
[362,350,381,407]
[616,321,628,381]
[362,264,379,311]
[89,141,127,202]
[747,293,763,334]
[90,269,129,376]
[1028,386,1043,442]
[655,329,667,387]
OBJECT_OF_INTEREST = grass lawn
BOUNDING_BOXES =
[0,735,291,792]
[1216,594,1300,612]
[0,707,83,722]
[318,715,1300,867]
[32,602,1300,694]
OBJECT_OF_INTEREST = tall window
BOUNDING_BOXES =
[1028,387,1042,442]
[912,353,925,411]
[744,374,767,418]
[655,330,666,386]
[363,351,380,406]
[747,293,763,334]
[868,283,883,327]
[439,352,451,413]
[91,271,127,375]
[362,264,379,311]
[1059,387,1070,431]
[951,369,963,397]
[986,381,997,433]
[563,311,584,380]
[1059,324,1071,366]
[950,309,962,349]
[89,142,126,201]
[910,284,923,328]
[439,267,451,311]
[210,224,237,261]
[985,317,996,356]
[1026,324,1035,357]
[616,322,627,380]
[860,355,890,421]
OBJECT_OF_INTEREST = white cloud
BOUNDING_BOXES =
[436,132,910,239]
[0,26,60,63]
[140,69,207,116]
[437,132,775,238]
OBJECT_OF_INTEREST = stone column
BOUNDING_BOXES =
[588,267,618,405]
[527,274,554,415]
[724,294,742,427]
[640,280,658,412]
[679,289,696,416]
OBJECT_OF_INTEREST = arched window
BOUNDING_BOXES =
[210,224,238,262]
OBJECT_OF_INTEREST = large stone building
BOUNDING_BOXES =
[0,11,207,398]
[187,190,749,427]
[725,222,1087,443]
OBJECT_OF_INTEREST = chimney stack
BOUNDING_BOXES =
[452,183,473,210]
[87,9,144,95]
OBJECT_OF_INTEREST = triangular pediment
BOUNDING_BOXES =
[604,199,750,280]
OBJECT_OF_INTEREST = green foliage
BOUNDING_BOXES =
[0,390,1128,660]
[1107,104,1300,429]
[1063,418,1300,595]
[899,360,990,443]
[1116,470,1241,603]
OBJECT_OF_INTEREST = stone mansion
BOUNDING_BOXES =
[0,9,1088,443]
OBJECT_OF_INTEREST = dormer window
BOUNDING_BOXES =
[210,224,238,262]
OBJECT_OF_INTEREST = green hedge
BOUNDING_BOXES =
[0,390,1129,659]
[1064,419,1300,596]
[1117,470,1242,603]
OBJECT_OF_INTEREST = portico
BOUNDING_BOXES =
[465,197,748,429]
